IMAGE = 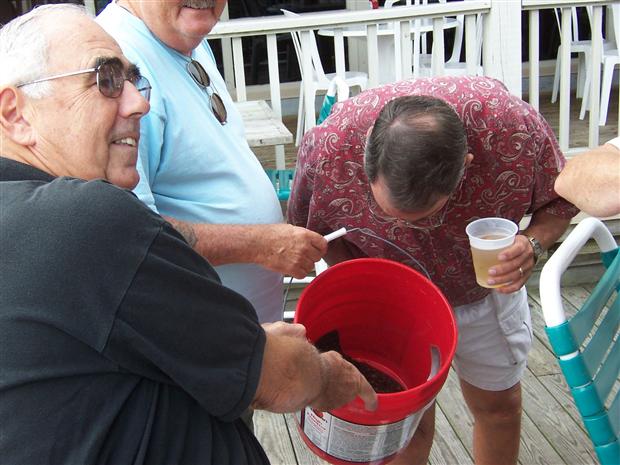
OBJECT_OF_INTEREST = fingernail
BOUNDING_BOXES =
[488,269,497,276]
[487,279,495,285]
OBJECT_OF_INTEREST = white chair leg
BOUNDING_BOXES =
[576,53,586,99]
[579,59,591,120]
[552,46,561,104]
[295,81,304,146]
[303,87,318,134]
[599,61,615,126]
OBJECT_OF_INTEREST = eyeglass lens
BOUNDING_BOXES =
[187,60,227,124]
[97,58,151,102]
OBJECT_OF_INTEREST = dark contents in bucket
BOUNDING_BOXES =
[315,330,405,393]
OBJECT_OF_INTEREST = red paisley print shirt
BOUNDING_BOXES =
[288,76,578,307]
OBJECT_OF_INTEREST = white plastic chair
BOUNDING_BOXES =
[551,7,613,121]
[417,12,483,77]
[282,9,368,146]
[539,217,620,465]
[599,4,620,126]
[552,7,591,106]
[386,0,482,77]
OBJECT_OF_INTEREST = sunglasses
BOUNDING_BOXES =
[17,57,152,102]
[186,59,227,125]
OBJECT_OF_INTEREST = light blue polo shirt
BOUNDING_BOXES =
[98,3,284,323]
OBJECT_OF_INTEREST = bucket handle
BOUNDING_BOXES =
[426,345,441,382]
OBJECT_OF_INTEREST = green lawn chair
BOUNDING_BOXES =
[264,168,295,201]
[264,77,348,202]
[540,217,620,465]
[316,76,349,125]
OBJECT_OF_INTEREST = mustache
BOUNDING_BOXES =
[182,0,216,8]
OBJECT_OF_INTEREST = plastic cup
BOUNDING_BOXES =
[466,217,519,288]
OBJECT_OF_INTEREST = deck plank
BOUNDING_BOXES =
[283,413,331,465]
[253,410,299,465]
[536,373,587,431]
[435,369,474,455]
[521,369,598,464]
[518,405,565,465]
[429,402,474,465]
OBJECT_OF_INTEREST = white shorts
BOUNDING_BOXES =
[452,287,532,391]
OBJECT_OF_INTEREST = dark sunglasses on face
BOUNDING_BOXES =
[17,57,152,102]
[186,59,227,125]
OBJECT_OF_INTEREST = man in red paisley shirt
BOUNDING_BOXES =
[288,76,579,465]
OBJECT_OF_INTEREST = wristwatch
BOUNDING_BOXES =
[525,235,544,264]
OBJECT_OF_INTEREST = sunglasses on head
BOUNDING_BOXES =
[186,59,227,125]
[17,57,152,102]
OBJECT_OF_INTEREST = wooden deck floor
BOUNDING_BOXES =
[254,284,609,465]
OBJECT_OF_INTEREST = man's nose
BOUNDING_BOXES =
[120,80,150,118]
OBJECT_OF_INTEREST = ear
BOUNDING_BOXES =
[0,87,36,146]
[464,152,474,167]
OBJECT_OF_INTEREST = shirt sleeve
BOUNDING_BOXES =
[528,108,580,219]
[103,222,265,422]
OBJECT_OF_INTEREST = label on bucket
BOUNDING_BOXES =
[299,407,423,462]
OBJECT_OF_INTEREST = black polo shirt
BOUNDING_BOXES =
[0,157,268,465]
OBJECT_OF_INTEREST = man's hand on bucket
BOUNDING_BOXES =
[311,351,378,412]
[252,322,377,414]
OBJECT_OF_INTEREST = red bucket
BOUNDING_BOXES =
[294,258,457,465]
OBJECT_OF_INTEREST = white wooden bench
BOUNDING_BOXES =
[235,100,293,149]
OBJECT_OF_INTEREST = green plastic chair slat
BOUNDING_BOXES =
[584,410,618,447]
[569,252,620,345]
[594,440,620,465]
[592,329,620,402]
[559,353,595,389]
[572,382,605,417]
[546,322,579,356]
[608,388,620,439]
[265,169,295,201]
[582,297,620,387]
[602,248,619,270]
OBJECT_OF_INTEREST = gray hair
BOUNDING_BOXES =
[0,4,90,98]
[365,95,468,212]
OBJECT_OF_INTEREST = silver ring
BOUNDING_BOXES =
[518,266,524,277]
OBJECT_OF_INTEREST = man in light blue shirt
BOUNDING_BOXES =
[97,0,327,323]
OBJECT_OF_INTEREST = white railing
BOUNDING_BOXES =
[523,0,617,152]
[209,0,618,167]
[210,2,494,168]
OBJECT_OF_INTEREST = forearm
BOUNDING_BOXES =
[521,210,571,252]
[164,216,268,266]
[166,217,268,266]
[555,145,620,217]
[165,217,328,277]
[252,327,377,413]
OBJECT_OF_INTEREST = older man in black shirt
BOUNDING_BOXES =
[0,5,376,464]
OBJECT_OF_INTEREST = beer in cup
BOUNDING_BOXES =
[466,218,519,288]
